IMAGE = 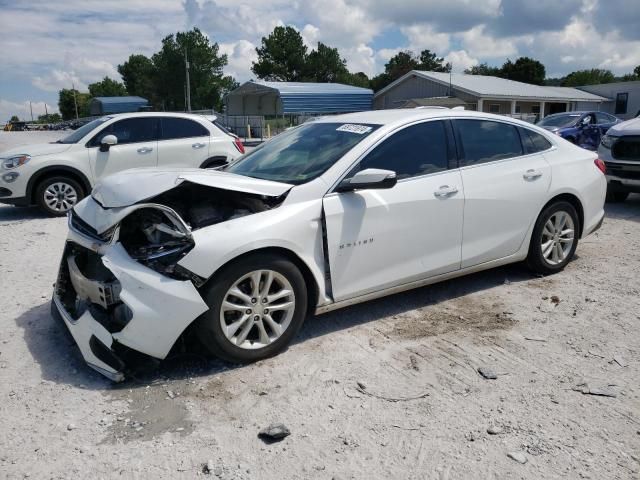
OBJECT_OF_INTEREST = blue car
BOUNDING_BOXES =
[536,111,621,151]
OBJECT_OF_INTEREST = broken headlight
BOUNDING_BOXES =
[118,206,201,282]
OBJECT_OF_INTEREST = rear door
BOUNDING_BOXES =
[454,119,552,268]
[87,117,159,179]
[157,117,211,168]
[323,120,465,301]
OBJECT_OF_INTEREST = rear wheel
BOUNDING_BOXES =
[527,201,579,275]
[36,176,84,216]
[196,253,307,363]
[605,190,629,203]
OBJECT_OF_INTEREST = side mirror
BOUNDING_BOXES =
[336,168,397,193]
[99,134,118,152]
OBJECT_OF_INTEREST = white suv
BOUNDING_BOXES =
[0,112,244,215]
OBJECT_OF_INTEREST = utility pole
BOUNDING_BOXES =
[29,101,34,122]
[72,81,79,119]
[45,103,48,116]
[184,49,192,112]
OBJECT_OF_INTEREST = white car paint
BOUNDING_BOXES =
[52,109,606,381]
[0,112,241,211]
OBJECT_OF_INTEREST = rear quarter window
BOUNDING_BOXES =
[520,128,553,154]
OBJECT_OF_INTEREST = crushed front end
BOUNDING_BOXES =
[52,174,289,381]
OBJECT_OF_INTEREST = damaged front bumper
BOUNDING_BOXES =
[52,217,209,381]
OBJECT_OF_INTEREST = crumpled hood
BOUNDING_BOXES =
[0,142,72,158]
[91,167,293,208]
[607,117,640,136]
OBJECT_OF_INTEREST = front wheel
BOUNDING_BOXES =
[527,201,579,275]
[36,176,84,216]
[196,253,308,363]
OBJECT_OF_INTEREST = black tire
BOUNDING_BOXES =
[196,253,308,363]
[35,176,84,216]
[605,189,629,203]
[527,201,580,275]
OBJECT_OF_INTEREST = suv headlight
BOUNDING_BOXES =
[2,154,31,169]
[600,135,615,149]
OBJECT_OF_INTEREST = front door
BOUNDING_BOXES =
[87,117,159,179]
[322,120,464,301]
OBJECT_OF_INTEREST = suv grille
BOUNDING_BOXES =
[612,136,640,161]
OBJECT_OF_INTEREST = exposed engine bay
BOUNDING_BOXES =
[115,182,287,281]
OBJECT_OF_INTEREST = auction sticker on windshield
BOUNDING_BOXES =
[336,124,373,134]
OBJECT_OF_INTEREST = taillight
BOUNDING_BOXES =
[233,137,245,154]
[594,158,606,174]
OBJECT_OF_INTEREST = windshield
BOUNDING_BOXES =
[57,117,112,144]
[225,122,380,184]
[537,114,581,128]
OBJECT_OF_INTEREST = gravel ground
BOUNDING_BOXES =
[0,132,639,479]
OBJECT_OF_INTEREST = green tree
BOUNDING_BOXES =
[369,72,392,92]
[561,69,615,86]
[303,42,348,82]
[418,49,451,72]
[10,115,19,122]
[252,26,308,81]
[37,113,62,124]
[464,62,501,76]
[151,27,233,111]
[385,51,420,82]
[500,57,546,85]
[88,76,128,97]
[118,54,157,101]
[58,89,90,120]
[338,71,370,88]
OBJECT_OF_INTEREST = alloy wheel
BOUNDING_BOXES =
[219,269,296,349]
[43,182,78,213]
[541,211,575,266]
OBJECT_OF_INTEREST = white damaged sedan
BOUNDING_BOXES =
[52,109,607,381]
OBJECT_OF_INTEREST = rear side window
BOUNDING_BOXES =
[520,128,553,154]
[595,112,615,124]
[90,117,159,146]
[356,121,449,180]
[161,117,209,140]
[456,120,522,166]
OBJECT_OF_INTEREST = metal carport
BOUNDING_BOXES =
[224,81,373,116]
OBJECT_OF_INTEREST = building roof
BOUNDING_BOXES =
[374,71,609,102]
[226,81,373,114]
[395,96,468,108]
[92,96,148,104]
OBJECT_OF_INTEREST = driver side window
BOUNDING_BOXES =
[348,121,449,180]
[90,118,159,146]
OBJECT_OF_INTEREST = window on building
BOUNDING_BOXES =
[615,93,628,115]
[532,105,541,114]
[489,104,500,114]
[353,121,449,180]
[455,119,523,166]
[515,105,521,114]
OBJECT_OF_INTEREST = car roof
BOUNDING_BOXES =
[313,108,540,130]
[100,111,215,121]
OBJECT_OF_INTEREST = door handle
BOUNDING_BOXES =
[523,169,542,180]
[434,185,459,198]
[192,142,206,149]
[137,147,153,154]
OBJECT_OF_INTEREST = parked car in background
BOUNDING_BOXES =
[599,116,640,202]
[51,109,606,381]
[0,112,245,215]
[537,111,621,151]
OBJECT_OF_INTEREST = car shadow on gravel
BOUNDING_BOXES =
[15,262,536,390]
[604,193,640,223]
[0,205,49,222]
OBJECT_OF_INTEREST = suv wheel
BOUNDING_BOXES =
[36,176,84,216]
[196,253,308,363]
[527,201,579,275]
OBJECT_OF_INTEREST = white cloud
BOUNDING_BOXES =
[301,24,320,49]
[458,25,518,58]
[400,24,451,53]
[219,40,258,81]
[445,50,479,72]
[0,99,58,123]
[342,44,377,76]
